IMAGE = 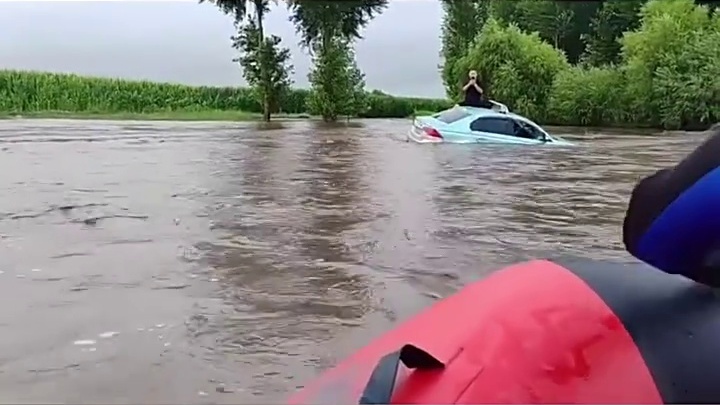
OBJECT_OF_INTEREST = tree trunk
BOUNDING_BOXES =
[255,1,265,46]
[254,0,271,122]
[263,100,271,122]
[320,30,336,123]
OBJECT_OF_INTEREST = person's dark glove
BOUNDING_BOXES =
[624,125,720,286]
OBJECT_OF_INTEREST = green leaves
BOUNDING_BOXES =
[287,1,388,47]
[620,0,720,128]
[231,18,294,120]
[546,0,720,129]
[548,66,627,126]
[203,0,391,122]
[454,18,570,120]
[200,0,247,23]
[200,0,272,23]
[583,0,644,67]
[489,0,601,63]
[288,1,387,121]
[440,0,490,98]
[306,37,367,121]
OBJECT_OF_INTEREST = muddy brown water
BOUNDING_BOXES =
[0,118,707,403]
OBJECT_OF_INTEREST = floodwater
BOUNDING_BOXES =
[0,118,707,403]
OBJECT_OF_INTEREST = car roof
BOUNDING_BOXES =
[460,106,505,119]
[455,107,540,126]
[458,106,521,120]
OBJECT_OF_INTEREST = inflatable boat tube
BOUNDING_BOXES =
[288,258,720,404]
[624,127,720,285]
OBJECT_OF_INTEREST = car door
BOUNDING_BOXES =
[469,117,516,137]
[469,117,543,144]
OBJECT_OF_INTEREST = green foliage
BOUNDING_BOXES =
[306,37,367,121]
[346,58,369,119]
[287,1,389,47]
[13,0,720,130]
[489,0,601,63]
[440,0,489,98]
[361,90,453,118]
[288,1,388,122]
[488,0,522,24]
[513,0,575,49]
[561,1,605,64]
[547,66,627,126]
[454,19,570,120]
[583,0,644,66]
[200,0,253,23]
[205,0,280,121]
[0,70,447,119]
[620,0,720,129]
[454,0,720,129]
[0,70,257,113]
[232,18,293,121]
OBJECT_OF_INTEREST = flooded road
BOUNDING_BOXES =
[0,118,707,403]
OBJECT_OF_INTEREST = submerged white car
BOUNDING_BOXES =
[408,102,572,145]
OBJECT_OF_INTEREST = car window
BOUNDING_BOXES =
[469,117,516,136]
[516,120,546,139]
[434,108,471,124]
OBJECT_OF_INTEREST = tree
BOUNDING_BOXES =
[202,0,278,120]
[455,18,570,120]
[559,0,604,63]
[288,1,388,48]
[516,0,575,49]
[488,0,522,23]
[490,0,602,64]
[583,0,644,66]
[201,0,270,40]
[288,1,388,122]
[306,37,367,121]
[232,18,293,121]
[621,0,720,129]
[345,56,368,120]
[440,0,490,99]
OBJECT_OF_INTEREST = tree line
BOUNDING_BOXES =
[205,0,719,129]
[441,0,720,129]
[202,0,387,122]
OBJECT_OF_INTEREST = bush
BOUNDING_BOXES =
[360,90,453,118]
[0,70,449,119]
[453,18,570,121]
[449,0,720,130]
[620,0,720,129]
[547,65,628,127]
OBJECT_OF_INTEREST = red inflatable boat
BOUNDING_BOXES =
[288,258,720,404]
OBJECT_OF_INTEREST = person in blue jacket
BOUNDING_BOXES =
[624,124,720,286]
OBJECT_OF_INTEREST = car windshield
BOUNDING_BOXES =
[434,108,471,124]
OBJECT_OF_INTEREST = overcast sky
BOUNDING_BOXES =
[0,0,445,98]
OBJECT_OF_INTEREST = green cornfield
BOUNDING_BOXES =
[0,70,451,118]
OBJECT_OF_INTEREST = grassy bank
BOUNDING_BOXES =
[0,110,314,122]
[0,70,451,121]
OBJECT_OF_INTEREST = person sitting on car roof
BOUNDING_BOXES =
[459,70,492,109]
